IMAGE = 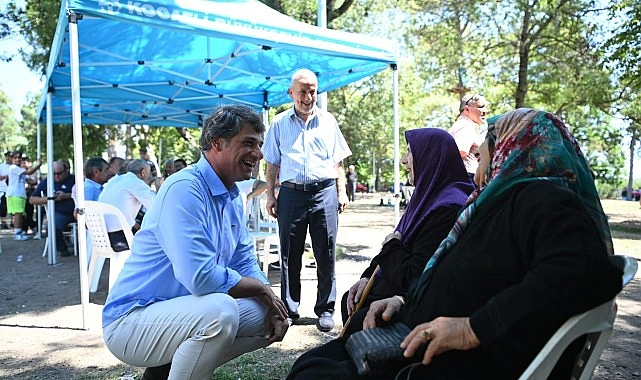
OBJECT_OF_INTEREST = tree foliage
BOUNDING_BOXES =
[0,89,25,152]
[0,0,637,190]
[605,0,641,92]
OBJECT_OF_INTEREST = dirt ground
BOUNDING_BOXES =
[0,195,639,379]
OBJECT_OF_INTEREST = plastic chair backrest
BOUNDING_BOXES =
[84,201,134,291]
[519,255,638,380]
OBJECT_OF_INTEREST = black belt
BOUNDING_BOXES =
[281,179,335,192]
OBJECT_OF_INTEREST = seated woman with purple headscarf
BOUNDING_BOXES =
[341,128,475,335]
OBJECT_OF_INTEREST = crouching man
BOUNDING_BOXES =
[102,105,288,380]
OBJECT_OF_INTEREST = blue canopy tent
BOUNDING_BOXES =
[37,0,399,328]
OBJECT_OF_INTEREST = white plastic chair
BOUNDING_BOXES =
[246,193,280,274]
[84,201,134,293]
[519,255,638,380]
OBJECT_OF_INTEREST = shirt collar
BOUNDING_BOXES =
[195,156,240,200]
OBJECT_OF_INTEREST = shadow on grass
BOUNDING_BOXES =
[609,219,641,241]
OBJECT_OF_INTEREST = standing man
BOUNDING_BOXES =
[346,164,358,202]
[8,152,42,240]
[263,68,351,332]
[102,105,288,380]
[448,93,489,179]
[0,151,12,229]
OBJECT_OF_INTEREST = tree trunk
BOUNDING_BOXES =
[515,5,532,109]
[628,134,638,200]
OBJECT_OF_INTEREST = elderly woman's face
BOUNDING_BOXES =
[474,141,491,187]
[401,145,415,185]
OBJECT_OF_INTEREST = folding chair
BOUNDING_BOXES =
[519,255,638,380]
[84,201,134,293]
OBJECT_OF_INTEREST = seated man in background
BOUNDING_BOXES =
[98,159,155,251]
[29,160,75,255]
[108,157,126,177]
[102,104,288,380]
[79,157,112,202]
[173,158,188,172]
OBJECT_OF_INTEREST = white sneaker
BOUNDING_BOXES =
[14,233,30,241]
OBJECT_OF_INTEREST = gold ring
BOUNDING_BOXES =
[421,329,431,341]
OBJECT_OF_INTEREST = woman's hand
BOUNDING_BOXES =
[346,277,369,315]
[400,317,480,364]
[362,296,404,329]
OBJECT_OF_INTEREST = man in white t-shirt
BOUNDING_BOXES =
[7,151,41,240]
[448,93,489,179]
[0,151,12,229]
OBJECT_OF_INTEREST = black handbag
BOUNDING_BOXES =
[345,322,412,376]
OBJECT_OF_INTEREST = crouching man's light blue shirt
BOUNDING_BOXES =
[102,156,267,327]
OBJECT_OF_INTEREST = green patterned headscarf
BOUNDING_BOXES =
[410,108,613,303]
[471,108,613,255]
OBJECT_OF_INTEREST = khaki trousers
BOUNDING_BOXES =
[103,293,268,380]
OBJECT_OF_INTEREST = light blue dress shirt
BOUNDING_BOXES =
[84,178,103,201]
[262,106,352,184]
[102,156,268,327]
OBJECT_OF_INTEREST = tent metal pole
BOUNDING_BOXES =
[317,0,328,111]
[35,103,43,241]
[392,65,400,224]
[69,12,90,330]
[45,92,56,264]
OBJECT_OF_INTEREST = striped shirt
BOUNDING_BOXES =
[263,106,351,184]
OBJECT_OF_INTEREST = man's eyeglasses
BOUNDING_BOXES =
[53,171,65,176]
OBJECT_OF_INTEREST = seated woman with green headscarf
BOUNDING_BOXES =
[286,108,623,380]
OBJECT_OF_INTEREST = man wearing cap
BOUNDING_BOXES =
[448,93,489,179]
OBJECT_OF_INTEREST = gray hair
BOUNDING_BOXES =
[290,68,318,88]
[127,159,150,175]
[199,104,265,152]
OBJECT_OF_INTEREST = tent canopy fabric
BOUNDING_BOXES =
[38,0,398,127]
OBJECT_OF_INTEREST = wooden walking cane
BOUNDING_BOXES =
[339,265,381,338]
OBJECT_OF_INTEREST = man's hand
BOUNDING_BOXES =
[256,284,289,341]
[346,277,369,315]
[400,317,480,365]
[266,194,278,218]
[254,283,288,320]
[362,296,403,329]
[54,191,70,201]
[338,191,348,213]
[264,312,289,343]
